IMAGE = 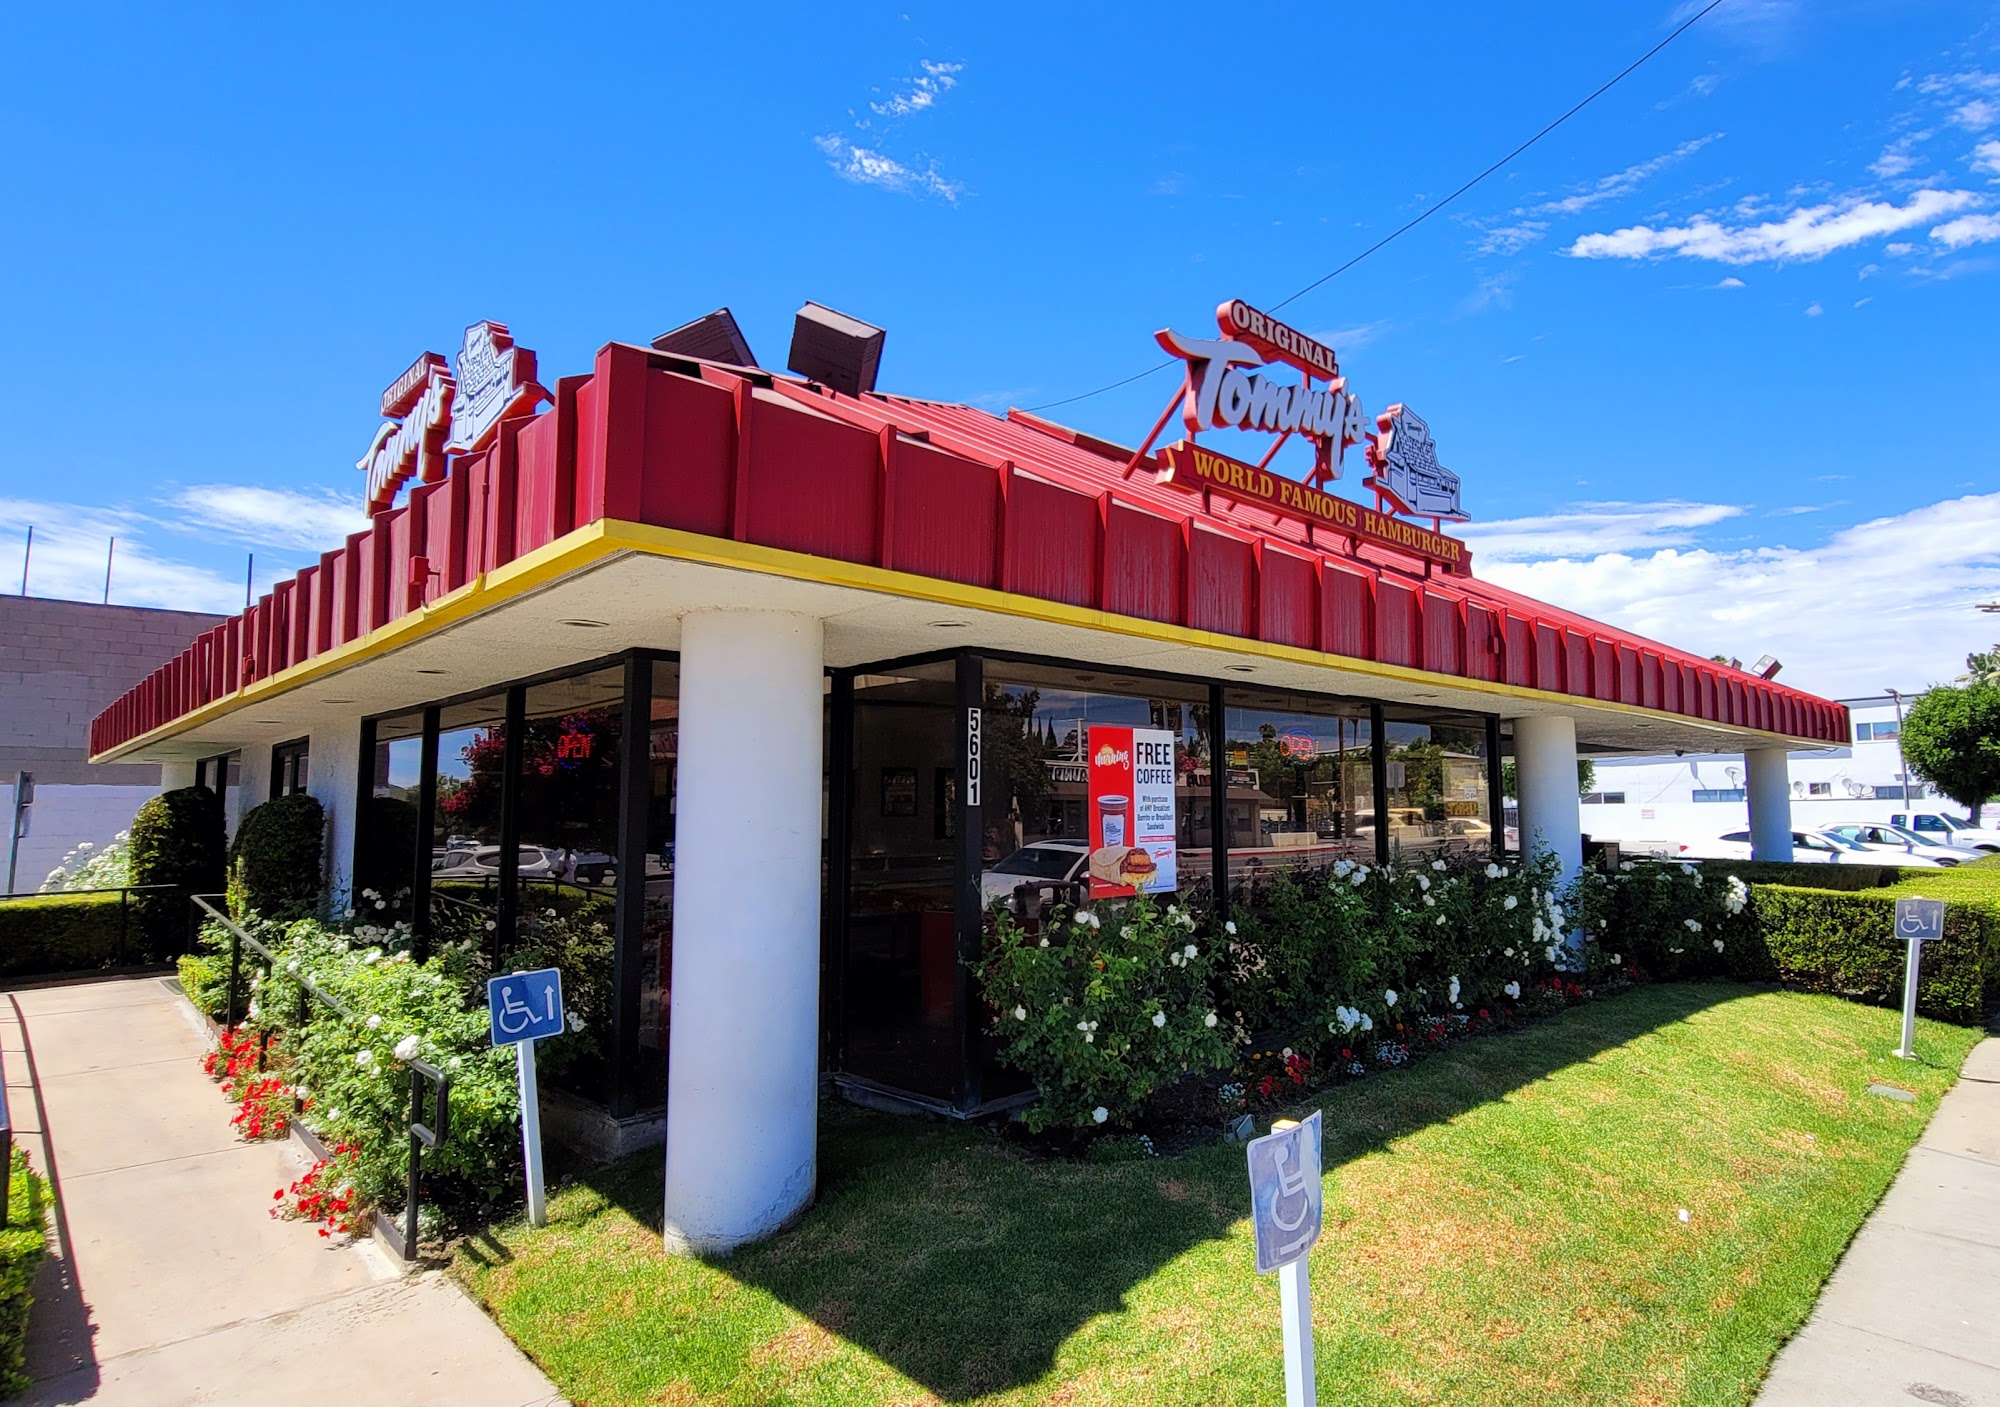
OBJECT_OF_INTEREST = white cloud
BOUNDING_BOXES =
[1475,221,1549,256]
[1931,212,2000,248]
[1459,501,1743,561]
[1886,241,1916,255]
[1563,188,1981,264]
[1312,321,1390,353]
[1473,493,2000,697]
[1533,134,1723,216]
[1954,98,1998,131]
[162,484,369,554]
[1871,134,1927,178]
[1804,301,1823,316]
[1715,276,1746,288]
[0,499,245,613]
[1971,140,2000,176]
[812,135,962,203]
[870,60,962,118]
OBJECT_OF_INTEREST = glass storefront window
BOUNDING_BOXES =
[361,713,423,922]
[428,692,509,945]
[842,663,959,1100]
[513,667,624,1098]
[980,663,1215,901]
[1381,707,1493,861]
[1222,690,1374,888]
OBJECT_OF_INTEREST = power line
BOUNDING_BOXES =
[1024,0,1728,415]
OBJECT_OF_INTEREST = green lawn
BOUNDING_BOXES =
[453,984,1981,1406]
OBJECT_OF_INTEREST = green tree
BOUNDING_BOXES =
[1962,643,2000,688]
[1499,757,1595,801]
[1901,680,2000,820]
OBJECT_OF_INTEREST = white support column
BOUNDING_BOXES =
[1514,714,1583,885]
[160,761,198,791]
[310,724,363,906]
[1745,748,1794,862]
[664,609,824,1254]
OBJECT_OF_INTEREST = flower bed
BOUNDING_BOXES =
[979,850,1758,1146]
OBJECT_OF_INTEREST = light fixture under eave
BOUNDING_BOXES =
[561,619,610,629]
[1225,665,1256,674]
[416,668,449,675]
[323,698,355,705]
[928,620,969,629]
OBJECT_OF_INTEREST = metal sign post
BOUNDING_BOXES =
[1247,1110,1324,1407]
[1892,898,1945,1060]
[487,968,564,1226]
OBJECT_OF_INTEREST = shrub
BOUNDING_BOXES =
[38,829,131,893]
[0,891,139,977]
[130,785,225,954]
[1567,860,1751,980]
[1698,859,1904,892]
[1732,885,1996,1022]
[1224,851,1570,1046]
[979,898,1233,1131]
[245,917,523,1211]
[0,1151,49,1397]
[227,793,325,922]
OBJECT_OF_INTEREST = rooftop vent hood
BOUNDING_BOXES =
[651,308,757,367]
[786,301,884,397]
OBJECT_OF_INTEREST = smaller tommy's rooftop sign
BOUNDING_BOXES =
[357,322,550,515]
[1138,300,1471,572]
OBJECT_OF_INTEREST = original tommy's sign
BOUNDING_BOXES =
[1156,440,1468,571]
[1143,299,1470,568]
[357,322,549,515]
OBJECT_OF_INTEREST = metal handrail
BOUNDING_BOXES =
[0,883,179,901]
[192,894,450,1261]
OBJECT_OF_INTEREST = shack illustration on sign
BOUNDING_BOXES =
[1140,300,1472,572]
[1085,725,1178,899]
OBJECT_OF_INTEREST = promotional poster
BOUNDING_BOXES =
[1085,726,1179,898]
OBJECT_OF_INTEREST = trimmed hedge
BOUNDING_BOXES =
[0,1150,48,1397]
[1699,860,1905,892]
[227,793,324,922]
[0,892,136,978]
[130,786,224,954]
[1724,882,2000,1023]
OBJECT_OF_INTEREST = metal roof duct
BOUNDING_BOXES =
[651,308,757,367]
[786,302,884,397]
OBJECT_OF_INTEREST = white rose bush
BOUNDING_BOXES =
[979,899,1232,1132]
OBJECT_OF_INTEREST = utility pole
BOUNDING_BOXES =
[103,537,116,604]
[18,526,30,597]
[1885,687,1915,812]
[244,553,254,610]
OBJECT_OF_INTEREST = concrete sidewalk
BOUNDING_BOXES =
[1757,1034,2000,1406]
[0,974,565,1407]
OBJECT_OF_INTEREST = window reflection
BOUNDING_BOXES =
[361,714,423,922]
[1381,709,1492,860]
[1223,692,1374,889]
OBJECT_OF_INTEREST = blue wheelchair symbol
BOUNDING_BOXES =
[487,968,565,1047]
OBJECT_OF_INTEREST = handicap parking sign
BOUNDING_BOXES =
[1247,1110,1324,1274]
[488,968,565,1046]
[1895,897,1945,944]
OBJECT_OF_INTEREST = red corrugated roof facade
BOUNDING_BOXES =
[89,342,1849,757]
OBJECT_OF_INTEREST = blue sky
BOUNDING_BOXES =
[2,0,1996,699]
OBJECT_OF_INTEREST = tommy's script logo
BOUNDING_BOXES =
[1156,300,1367,482]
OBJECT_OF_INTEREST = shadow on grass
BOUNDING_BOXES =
[579,982,1741,1401]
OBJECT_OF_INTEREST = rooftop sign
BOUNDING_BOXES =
[1142,300,1470,570]
[357,322,550,516]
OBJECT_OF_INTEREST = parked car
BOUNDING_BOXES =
[1822,823,1965,867]
[431,844,561,879]
[1695,829,1943,867]
[1888,812,2000,852]
[980,841,1090,908]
